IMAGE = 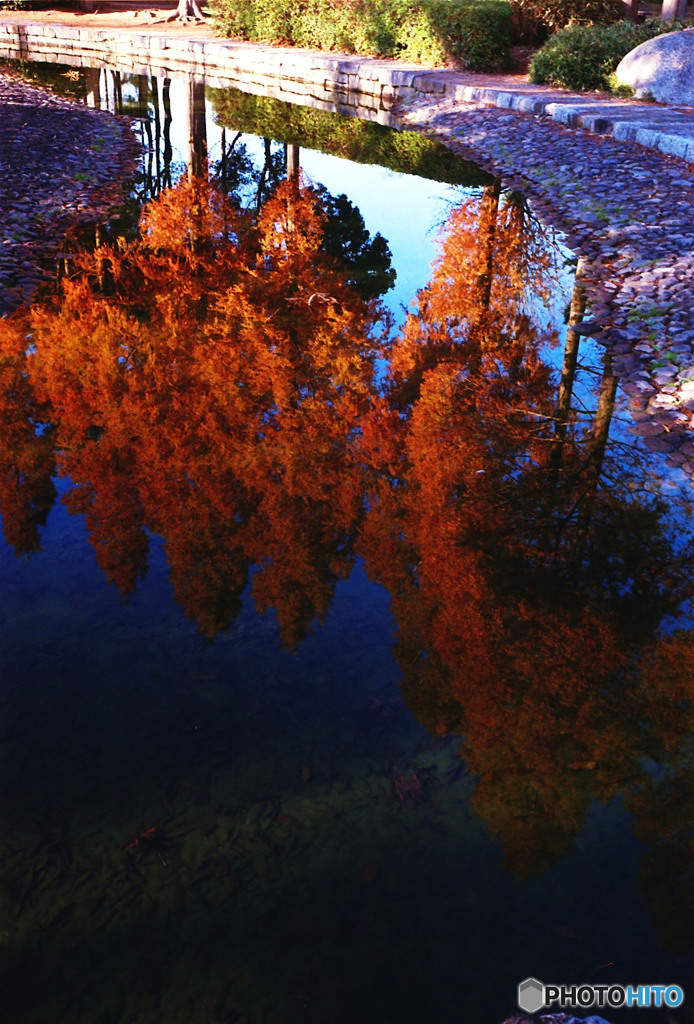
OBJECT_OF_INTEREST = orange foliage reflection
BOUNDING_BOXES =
[1,176,694,922]
[1,177,389,645]
[360,184,694,879]
[0,322,56,555]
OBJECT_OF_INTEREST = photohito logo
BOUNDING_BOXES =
[518,977,685,1014]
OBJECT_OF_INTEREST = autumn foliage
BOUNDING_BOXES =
[1,175,694,903]
[0,177,389,644]
[0,324,56,555]
[358,183,694,878]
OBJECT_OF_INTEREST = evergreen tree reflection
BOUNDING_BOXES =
[1,173,693,936]
[0,328,56,555]
[0,175,390,645]
[359,186,694,878]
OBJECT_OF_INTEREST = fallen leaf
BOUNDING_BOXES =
[362,860,379,884]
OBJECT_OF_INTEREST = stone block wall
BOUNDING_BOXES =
[0,21,446,126]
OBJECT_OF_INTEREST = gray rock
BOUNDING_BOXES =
[643,435,677,451]
[616,28,694,106]
[570,320,603,335]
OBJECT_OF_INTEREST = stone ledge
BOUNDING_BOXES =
[1,18,693,163]
[612,122,694,161]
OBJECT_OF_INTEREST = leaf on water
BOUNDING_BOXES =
[276,813,305,829]
[361,860,379,884]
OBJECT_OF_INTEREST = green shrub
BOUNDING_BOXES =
[0,0,54,7]
[391,4,449,65]
[292,0,357,52]
[248,0,299,43]
[529,19,687,92]
[511,0,623,33]
[424,0,512,69]
[211,0,513,70]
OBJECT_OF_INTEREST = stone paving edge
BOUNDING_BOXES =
[0,18,693,164]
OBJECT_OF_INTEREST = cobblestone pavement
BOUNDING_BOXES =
[401,95,694,474]
[0,70,138,313]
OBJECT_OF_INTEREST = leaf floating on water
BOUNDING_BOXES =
[361,860,379,884]
[309,806,333,822]
[276,814,305,829]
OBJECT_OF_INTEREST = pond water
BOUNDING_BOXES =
[1,65,694,1024]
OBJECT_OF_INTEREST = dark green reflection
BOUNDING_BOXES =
[210,87,493,186]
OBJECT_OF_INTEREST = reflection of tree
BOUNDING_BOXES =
[253,138,285,212]
[0,326,56,555]
[2,177,388,646]
[549,257,585,483]
[386,179,559,407]
[210,87,492,187]
[214,128,254,197]
[4,168,694,937]
[359,187,694,879]
[286,142,300,182]
[626,707,694,953]
[84,66,102,110]
[215,137,395,301]
[184,79,208,180]
[316,187,396,301]
[111,78,396,301]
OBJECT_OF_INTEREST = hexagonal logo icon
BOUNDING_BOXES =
[518,977,544,1014]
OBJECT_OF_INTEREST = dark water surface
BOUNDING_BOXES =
[1,66,693,1024]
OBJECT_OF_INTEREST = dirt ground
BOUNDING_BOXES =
[1,1,216,35]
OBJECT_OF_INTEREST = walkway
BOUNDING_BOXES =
[0,5,693,162]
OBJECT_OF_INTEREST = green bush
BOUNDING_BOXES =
[529,19,687,92]
[511,0,623,33]
[425,0,512,69]
[292,0,352,52]
[295,0,373,53]
[210,0,513,70]
[0,0,54,7]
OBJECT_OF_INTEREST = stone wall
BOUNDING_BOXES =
[0,21,443,126]
[3,20,693,164]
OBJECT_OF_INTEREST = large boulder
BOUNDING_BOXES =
[615,28,694,105]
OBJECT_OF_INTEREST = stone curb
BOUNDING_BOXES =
[423,78,694,163]
[1,18,693,162]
